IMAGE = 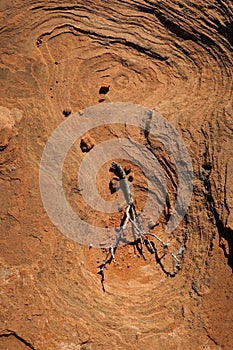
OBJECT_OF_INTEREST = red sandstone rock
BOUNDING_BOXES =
[0,1,233,349]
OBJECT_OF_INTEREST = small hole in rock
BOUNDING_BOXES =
[62,109,71,117]
[99,85,110,94]
[128,175,134,182]
[80,137,94,152]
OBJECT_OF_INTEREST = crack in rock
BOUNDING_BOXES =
[0,330,36,350]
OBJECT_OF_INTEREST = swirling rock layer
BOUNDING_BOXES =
[0,1,233,349]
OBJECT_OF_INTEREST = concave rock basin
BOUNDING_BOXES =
[0,1,233,349]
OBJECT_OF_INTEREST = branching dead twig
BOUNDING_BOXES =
[98,162,181,291]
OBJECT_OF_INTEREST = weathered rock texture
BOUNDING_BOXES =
[0,1,233,349]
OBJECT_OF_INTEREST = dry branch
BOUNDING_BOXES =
[98,162,182,291]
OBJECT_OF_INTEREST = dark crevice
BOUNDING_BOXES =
[35,24,168,61]
[135,4,195,41]
[214,211,233,271]
[80,340,92,349]
[164,195,172,222]
[217,21,233,46]
[208,186,232,270]
[142,111,178,223]
[142,112,178,190]
[191,281,203,297]
[154,10,217,49]
[109,180,117,194]
[120,39,168,61]
[134,2,231,55]
[207,334,219,346]
[31,5,83,12]
[0,331,36,350]
[144,127,177,191]
[224,163,230,218]
[200,139,233,271]
[0,145,8,151]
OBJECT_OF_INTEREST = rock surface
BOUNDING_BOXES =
[0,1,233,349]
